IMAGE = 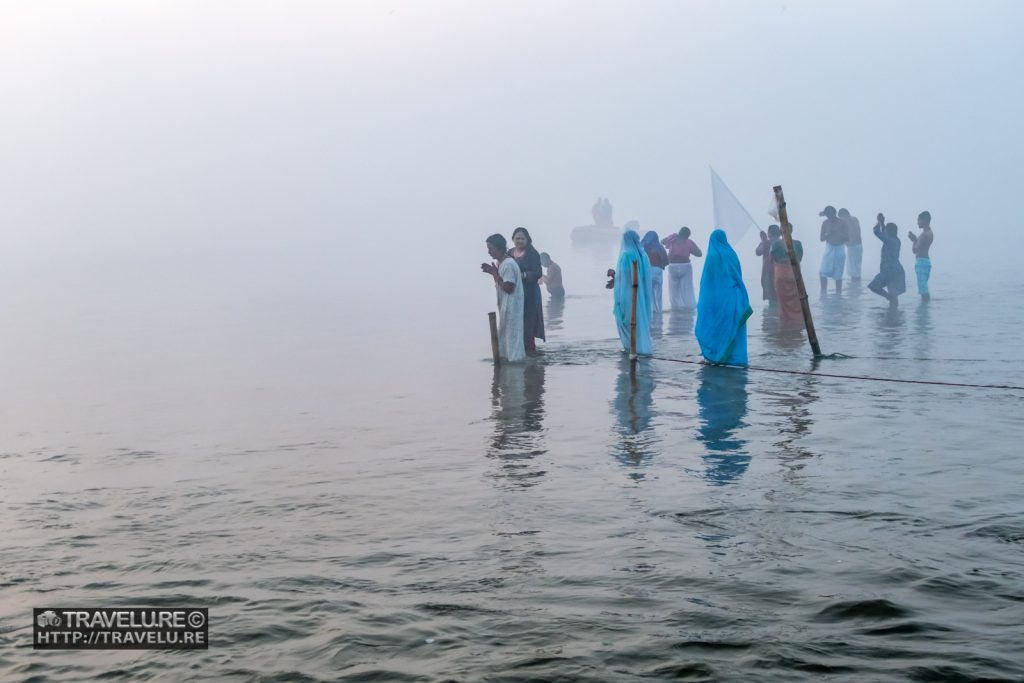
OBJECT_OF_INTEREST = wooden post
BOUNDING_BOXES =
[630,260,639,371]
[488,312,500,364]
[774,185,823,357]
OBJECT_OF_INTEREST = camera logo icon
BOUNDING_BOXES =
[37,611,61,628]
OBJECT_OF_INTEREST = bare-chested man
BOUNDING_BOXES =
[818,205,848,294]
[908,210,934,302]
[539,252,564,300]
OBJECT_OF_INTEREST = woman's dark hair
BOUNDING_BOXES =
[885,223,899,237]
[679,227,691,239]
[487,234,507,252]
[512,227,533,246]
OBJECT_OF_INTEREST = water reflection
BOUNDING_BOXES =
[487,362,547,488]
[610,358,658,478]
[696,365,750,485]
[818,292,851,334]
[913,301,933,359]
[771,377,820,481]
[874,305,906,356]
[761,311,808,352]
[545,296,565,333]
[649,309,663,341]
[666,308,695,337]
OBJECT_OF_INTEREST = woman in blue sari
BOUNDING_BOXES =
[608,230,653,355]
[696,229,752,365]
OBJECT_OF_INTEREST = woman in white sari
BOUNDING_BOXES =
[481,234,526,363]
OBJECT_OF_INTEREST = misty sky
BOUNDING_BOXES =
[2,0,1022,272]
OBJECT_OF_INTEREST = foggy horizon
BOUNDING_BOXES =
[3,1,1021,270]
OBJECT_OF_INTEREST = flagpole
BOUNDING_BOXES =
[774,185,823,358]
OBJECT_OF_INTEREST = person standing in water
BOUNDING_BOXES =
[819,205,848,294]
[771,227,805,321]
[481,234,526,363]
[755,224,782,307]
[661,227,703,310]
[605,230,653,356]
[508,227,545,355]
[696,230,752,366]
[839,208,863,283]
[641,230,669,315]
[908,211,934,302]
[867,213,907,306]
[539,252,564,300]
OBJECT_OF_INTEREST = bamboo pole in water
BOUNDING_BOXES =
[773,185,823,357]
[488,312,500,364]
[630,260,639,370]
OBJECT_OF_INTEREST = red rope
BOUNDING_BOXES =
[651,356,1024,392]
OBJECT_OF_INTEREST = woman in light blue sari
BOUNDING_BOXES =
[696,229,752,365]
[609,230,653,355]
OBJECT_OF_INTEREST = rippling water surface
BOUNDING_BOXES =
[2,241,1023,682]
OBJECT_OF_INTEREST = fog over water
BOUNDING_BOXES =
[2,2,1024,681]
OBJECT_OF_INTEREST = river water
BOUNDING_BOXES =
[1,234,1022,681]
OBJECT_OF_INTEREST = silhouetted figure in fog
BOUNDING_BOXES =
[819,205,848,294]
[867,213,907,307]
[539,252,564,300]
[908,211,934,302]
[642,230,669,314]
[839,208,863,282]
[755,224,782,306]
[600,198,614,227]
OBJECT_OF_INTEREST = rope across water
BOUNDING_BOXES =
[651,355,1024,392]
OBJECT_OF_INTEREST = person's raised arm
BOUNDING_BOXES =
[756,231,769,256]
[820,221,829,242]
[691,242,703,258]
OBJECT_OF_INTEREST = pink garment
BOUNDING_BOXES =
[663,235,700,264]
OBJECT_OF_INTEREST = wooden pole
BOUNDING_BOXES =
[630,260,639,371]
[488,312,500,364]
[774,185,823,358]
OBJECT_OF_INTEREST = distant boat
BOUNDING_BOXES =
[571,224,622,244]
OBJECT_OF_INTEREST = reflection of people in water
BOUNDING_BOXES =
[545,295,564,333]
[611,358,658,475]
[696,365,750,485]
[874,304,905,357]
[488,362,547,488]
[666,308,695,337]
[771,376,819,481]
[761,308,806,351]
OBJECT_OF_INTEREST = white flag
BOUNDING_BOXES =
[710,167,760,242]
[767,193,780,221]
